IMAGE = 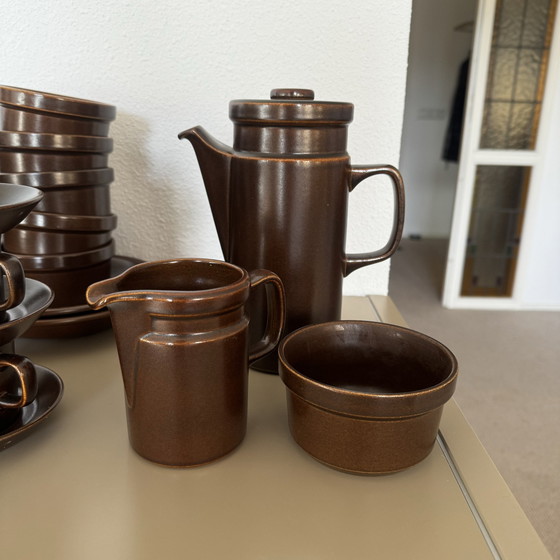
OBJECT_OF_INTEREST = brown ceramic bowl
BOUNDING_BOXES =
[0,86,116,121]
[0,168,114,188]
[0,152,109,173]
[14,240,115,271]
[0,170,113,215]
[0,105,112,137]
[25,258,113,308]
[20,211,117,232]
[278,320,458,475]
[0,131,113,153]
[4,227,113,255]
[34,184,111,216]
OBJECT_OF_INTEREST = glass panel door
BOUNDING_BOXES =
[480,0,556,150]
[443,0,559,307]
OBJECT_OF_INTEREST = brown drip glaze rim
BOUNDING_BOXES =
[0,168,114,188]
[21,211,117,232]
[229,88,353,124]
[0,86,116,121]
[0,131,113,153]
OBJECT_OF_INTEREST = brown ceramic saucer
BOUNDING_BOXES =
[23,255,143,338]
[0,365,64,450]
[0,183,44,234]
[0,278,54,346]
[0,168,114,188]
[0,85,116,121]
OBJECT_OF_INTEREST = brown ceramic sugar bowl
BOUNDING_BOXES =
[278,320,458,475]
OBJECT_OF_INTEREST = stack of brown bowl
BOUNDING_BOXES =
[0,85,135,337]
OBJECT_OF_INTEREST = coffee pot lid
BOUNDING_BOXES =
[229,89,354,124]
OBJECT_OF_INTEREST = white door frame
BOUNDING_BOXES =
[443,0,560,309]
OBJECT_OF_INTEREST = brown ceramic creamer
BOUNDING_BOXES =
[179,89,405,372]
[86,259,285,467]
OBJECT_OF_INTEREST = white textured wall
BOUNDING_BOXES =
[3,0,411,295]
[400,0,476,238]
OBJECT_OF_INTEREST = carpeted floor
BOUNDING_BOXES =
[388,237,560,559]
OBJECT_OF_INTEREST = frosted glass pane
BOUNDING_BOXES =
[522,0,553,47]
[514,50,541,100]
[462,166,531,296]
[481,102,509,147]
[480,0,557,150]
[508,103,537,148]
[494,0,524,47]
[488,48,517,99]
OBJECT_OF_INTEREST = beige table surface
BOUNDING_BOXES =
[0,296,551,560]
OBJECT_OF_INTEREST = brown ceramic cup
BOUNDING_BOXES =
[0,252,26,314]
[278,321,458,474]
[0,353,37,407]
[0,354,37,431]
[86,258,286,467]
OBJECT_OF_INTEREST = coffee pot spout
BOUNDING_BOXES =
[178,126,233,259]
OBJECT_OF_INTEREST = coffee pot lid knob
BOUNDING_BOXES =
[270,88,315,100]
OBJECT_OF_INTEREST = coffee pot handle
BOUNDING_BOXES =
[343,164,405,276]
[248,270,286,363]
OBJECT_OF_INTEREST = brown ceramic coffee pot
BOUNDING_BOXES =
[180,88,405,372]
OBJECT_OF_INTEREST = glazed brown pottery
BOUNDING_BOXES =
[278,320,458,474]
[0,168,114,188]
[0,169,113,215]
[0,278,54,346]
[0,365,64,450]
[86,258,286,467]
[0,152,108,173]
[0,183,43,317]
[0,105,111,137]
[0,131,113,153]
[25,259,112,308]
[0,183,44,233]
[20,211,117,232]
[34,184,111,216]
[3,227,113,255]
[0,354,37,409]
[0,86,116,122]
[14,240,115,270]
[0,354,38,432]
[0,253,26,314]
[180,88,405,372]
